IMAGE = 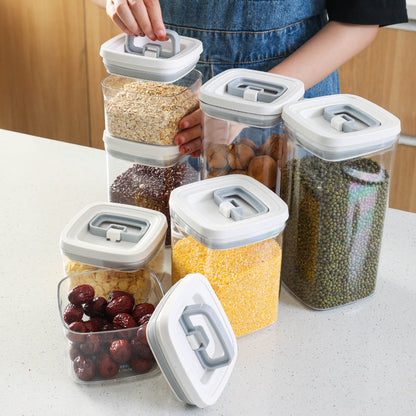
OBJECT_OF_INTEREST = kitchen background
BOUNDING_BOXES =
[0,0,415,212]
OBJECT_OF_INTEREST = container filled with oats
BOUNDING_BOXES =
[100,30,202,145]
[59,202,171,292]
[169,175,289,337]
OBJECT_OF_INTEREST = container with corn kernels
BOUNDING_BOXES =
[169,174,289,337]
[59,202,171,293]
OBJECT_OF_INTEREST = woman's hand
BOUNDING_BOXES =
[174,109,204,158]
[105,0,166,41]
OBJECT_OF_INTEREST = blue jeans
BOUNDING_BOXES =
[160,0,340,98]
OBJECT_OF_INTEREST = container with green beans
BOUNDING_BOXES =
[280,94,401,310]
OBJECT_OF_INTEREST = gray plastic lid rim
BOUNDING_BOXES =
[282,94,401,161]
[103,131,185,167]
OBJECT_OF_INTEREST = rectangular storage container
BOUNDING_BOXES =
[280,94,401,310]
[199,69,304,192]
[169,174,289,337]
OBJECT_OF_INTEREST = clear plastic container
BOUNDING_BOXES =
[169,174,288,337]
[280,94,401,310]
[199,69,304,192]
[102,69,201,145]
[57,268,164,383]
[103,131,200,245]
[59,202,171,291]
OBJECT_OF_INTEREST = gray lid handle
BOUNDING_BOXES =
[88,213,149,243]
[214,186,269,221]
[180,304,234,370]
[125,29,180,58]
[227,78,287,103]
[323,104,381,132]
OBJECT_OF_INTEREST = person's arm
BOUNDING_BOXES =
[268,21,379,90]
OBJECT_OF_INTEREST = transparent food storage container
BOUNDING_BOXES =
[199,68,304,192]
[103,131,200,245]
[169,174,289,337]
[280,94,401,310]
[58,271,237,408]
[59,202,170,291]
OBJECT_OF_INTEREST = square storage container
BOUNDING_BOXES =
[58,271,237,408]
[100,30,203,145]
[280,94,401,310]
[59,202,170,290]
[169,174,289,337]
[103,131,200,245]
[199,68,304,192]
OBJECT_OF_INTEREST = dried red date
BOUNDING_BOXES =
[84,297,107,317]
[67,321,88,344]
[109,339,132,364]
[73,355,96,381]
[113,313,137,329]
[132,303,155,324]
[96,353,119,378]
[80,334,102,355]
[131,338,154,360]
[106,295,134,319]
[69,345,81,361]
[108,290,135,305]
[136,322,148,345]
[138,313,152,326]
[129,356,153,374]
[63,303,84,325]
[68,284,95,305]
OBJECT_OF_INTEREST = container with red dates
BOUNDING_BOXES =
[59,202,171,292]
[58,272,237,408]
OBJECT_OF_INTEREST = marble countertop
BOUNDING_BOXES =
[1,129,415,415]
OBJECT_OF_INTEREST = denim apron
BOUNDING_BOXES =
[160,0,340,98]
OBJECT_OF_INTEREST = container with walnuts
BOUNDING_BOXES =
[198,68,304,193]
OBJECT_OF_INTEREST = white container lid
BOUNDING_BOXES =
[100,30,203,82]
[282,94,401,161]
[103,130,184,167]
[147,273,237,408]
[59,202,167,268]
[169,174,288,250]
[199,68,304,127]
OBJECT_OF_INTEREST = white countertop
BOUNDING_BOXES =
[1,129,415,416]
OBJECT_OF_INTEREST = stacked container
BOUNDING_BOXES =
[199,68,304,192]
[100,30,203,244]
[169,174,289,337]
[280,94,401,310]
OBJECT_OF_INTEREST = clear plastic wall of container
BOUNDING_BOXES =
[101,69,201,145]
[57,268,164,383]
[169,175,289,337]
[280,94,401,310]
[199,69,304,192]
[103,131,200,246]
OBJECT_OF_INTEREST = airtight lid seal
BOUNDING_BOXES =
[169,174,289,250]
[59,202,167,268]
[199,68,304,127]
[100,30,203,82]
[103,131,185,167]
[282,94,401,161]
[147,273,237,408]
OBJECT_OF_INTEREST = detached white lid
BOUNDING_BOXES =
[100,30,203,82]
[282,94,401,161]
[147,273,237,408]
[169,174,288,250]
[199,68,304,127]
[103,130,184,167]
[59,202,167,268]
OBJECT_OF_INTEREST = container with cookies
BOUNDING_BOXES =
[59,202,170,291]
[198,69,304,193]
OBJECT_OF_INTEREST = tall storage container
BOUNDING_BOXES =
[280,94,401,310]
[199,68,304,192]
[169,175,288,337]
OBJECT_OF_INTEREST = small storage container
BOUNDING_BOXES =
[59,202,170,291]
[58,272,237,408]
[103,131,200,245]
[199,68,304,192]
[169,174,289,337]
[280,94,401,310]
[100,30,203,145]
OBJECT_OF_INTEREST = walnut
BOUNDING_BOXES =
[248,155,277,190]
[235,138,258,152]
[205,144,230,169]
[206,168,229,178]
[257,134,284,161]
[227,143,255,170]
